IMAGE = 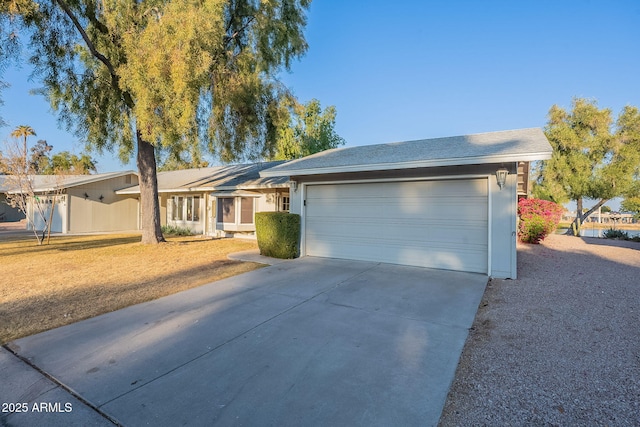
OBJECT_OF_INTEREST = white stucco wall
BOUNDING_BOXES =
[489,165,518,279]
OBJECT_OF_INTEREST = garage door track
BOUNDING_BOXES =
[5,257,487,426]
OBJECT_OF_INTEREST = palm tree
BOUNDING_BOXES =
[10,125,36,173]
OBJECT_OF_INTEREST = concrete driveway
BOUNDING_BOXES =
[4,257,487,426]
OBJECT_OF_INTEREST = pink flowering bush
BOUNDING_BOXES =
[517,198,564,244]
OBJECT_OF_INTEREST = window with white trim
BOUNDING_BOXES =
[240,197,254,224]
[172,196,201,222]
[216,197,255,225]
[280,195,290,212]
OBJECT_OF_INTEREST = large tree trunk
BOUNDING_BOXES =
[566,197,608,236]
[572,197,584,236]
[136,132,165,244]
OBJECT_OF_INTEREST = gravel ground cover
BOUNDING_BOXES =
[439,234,640,426]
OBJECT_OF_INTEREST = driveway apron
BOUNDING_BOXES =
[6,257,487,426]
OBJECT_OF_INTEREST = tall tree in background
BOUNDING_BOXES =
[270,98,345,160]
[616,104,640,220]
[45,151,97,175]
[29,139,52,173]
[0,150,7,174]
[10,125,35,173]
[27,139,97,174]
[157,96,346,168]
[534,98,640,235]
[621,197,640,219]
[2,0,311,243]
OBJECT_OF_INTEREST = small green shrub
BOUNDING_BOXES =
[518,198,563,244]
[603,228,630,240]
[255,212,300,259]
[161,225,194,236]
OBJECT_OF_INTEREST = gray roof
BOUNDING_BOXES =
[117,162,288,195]
[260,128,553,177]
[1,171,137,193]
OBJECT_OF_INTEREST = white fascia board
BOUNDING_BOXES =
[117,186,213,195]
[163,188,212,193]
[260,152,552,177]
[217,184,290,191]
[115,188,140,195]
[62,171,137,189]
[210,190,262,197]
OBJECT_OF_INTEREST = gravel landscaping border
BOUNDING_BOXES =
[439,234,640,426]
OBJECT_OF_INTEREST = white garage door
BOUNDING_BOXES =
[304,179,488,273]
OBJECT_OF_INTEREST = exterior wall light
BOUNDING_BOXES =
[289,180,298,192]
[495,168,509,190]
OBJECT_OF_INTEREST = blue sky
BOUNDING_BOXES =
[2,0,639,190]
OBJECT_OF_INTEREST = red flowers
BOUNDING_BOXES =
[518,198,564,243]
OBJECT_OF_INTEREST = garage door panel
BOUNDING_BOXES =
[306,195,487,222]
[306,218,487,245]
[307,199,487,222]
[305,234,487,273]
[307,180,487,199]
[304,179,489,274]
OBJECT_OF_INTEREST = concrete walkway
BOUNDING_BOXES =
[3,257,487,426]
[227,248,290,265]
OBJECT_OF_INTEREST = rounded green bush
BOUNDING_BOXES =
[255,212,300,259]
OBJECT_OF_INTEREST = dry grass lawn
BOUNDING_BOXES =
[0,234,262,344]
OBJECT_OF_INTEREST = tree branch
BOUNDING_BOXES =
[53,0,135,108]
[83,2,109,35]
[53,0,117,84]
[224,15,256,48]
[580,199,609,222]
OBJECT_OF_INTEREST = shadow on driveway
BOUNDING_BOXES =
[6,257,487,427]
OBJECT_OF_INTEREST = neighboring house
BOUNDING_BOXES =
[261,128,553,279]
[4,171,139,233]
[116,162,290,237]
[0,176,26,222]
[562,210,638,225]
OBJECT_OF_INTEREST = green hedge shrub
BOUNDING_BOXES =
[255,212,301,259]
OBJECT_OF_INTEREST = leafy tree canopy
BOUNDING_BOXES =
[534,98,640,234]
[45,151,97,174]
[269,98,345,160]
[1,0,313,243]
[4,137,98,174]
[157,143,210,171]
[29,139,52,173]
[621,197,640,219]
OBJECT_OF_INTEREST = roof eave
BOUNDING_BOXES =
[260,152,553,177]
[61,171,137,190]
[116,183,289,195]
[217,183,290,191]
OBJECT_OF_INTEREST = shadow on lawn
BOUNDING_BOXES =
[0,235,143,257]
[0,258,261,344]
[55,236,143,251]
